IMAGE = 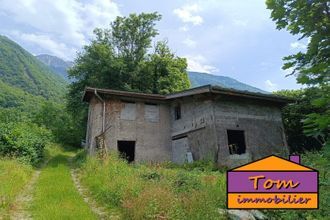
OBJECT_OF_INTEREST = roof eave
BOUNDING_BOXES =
[210,86,294,104]
[83,87,166,102]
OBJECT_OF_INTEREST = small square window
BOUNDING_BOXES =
[174,104,181,120]
[145,104,159,122]
[120,102,136,120]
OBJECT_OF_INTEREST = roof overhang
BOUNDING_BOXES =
[82,87,166,102]
[82,85,294,104]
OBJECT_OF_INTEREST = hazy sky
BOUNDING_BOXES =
[0,0,307,91]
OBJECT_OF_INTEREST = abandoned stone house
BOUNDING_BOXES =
[82,85,290,167]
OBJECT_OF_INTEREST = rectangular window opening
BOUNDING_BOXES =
[145,103,159,122]
[174,104,181,120]
[117,141,135,163]
[227,130,246,155]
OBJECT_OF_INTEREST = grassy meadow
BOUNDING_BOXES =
[74,147,330,220]
[0,145,328,219]
[0,158,33,218]
[74,151,228,220]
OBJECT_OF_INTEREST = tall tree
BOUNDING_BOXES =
[139,41,190,94]
[266,0,330,147]
[67,12,190,142]
[112,13,161,67]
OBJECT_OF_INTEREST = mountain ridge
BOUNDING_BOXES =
[36,54,73,80]
[0,35,67,105]
[36,54,267,94]
[188,71,267,93]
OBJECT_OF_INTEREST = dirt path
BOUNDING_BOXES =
[8,159,49,220]
[28,150,97,219]
[6,148,113,220]
[70,163,114,219]
[8,170,40,220]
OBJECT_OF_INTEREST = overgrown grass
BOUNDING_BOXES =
[75,147,330,220]
[0,158,33,218]
[29,146,97,220]
[74,151,227,219]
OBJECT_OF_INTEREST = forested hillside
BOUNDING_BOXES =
[0,35,67,103]
[0,36,78,166]
[0,79,45,110]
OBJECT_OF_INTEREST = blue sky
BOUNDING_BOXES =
[0,0,307,91]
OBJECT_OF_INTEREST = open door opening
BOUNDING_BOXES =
[227,130,246,155]
[117,141,135,162]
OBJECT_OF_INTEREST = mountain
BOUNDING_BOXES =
[36,54,73,80]
[0,35,67,105]
[188,71,267,94]
[33,53,267,94]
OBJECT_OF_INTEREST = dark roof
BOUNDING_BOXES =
[83,85,293,104]
[83,87,166,102]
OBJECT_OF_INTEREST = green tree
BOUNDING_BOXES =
[275,88,324,152]
[266,0,330,147]
[111,13,161,72]
[138,41,190,94]
[67,12,190,142]
[33,101,81,145]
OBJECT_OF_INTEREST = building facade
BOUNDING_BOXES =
[83,85,290,167]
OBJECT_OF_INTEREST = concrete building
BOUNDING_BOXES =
[82,85,291,167]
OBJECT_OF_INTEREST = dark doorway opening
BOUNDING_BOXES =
[227,130,246,155]
[117,141,135,162]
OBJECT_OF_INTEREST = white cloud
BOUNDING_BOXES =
[185,55,218,73]
[290,41,307,50]
[0,0,121,60]
[183,37,197,48]
[17,32,76,60]
[173,4,203,26]
[179,26,189,32]
[265,80,278,92]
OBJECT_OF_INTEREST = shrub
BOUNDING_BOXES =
[0,122,52,165]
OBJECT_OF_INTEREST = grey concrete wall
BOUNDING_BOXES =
[87,97,172,162]
[170,95,218,162]
[86,96,103,153]
[213,97,288,168]
[85,93,288,167]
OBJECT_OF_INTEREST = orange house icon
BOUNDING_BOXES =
[227,155,319,209]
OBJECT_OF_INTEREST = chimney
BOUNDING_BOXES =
[289,155,300,164]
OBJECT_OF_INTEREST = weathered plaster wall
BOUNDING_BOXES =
[85,93,288,167]
[170,95,218,163]
[86,96,103,153]
[87,97,171,161]
[213,96,288,167]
